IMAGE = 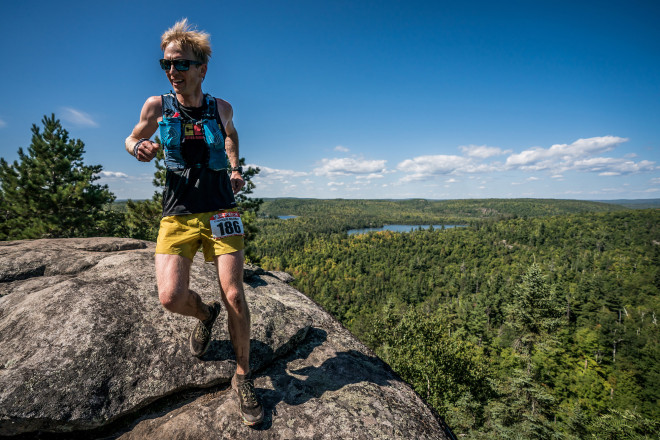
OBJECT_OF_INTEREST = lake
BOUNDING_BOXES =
[278,215,298,220]
[347,224,465,235]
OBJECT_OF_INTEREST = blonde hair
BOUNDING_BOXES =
[161,18,212,64]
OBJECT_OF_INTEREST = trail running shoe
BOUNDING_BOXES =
[189,301,221,357]
[232,372,264,426]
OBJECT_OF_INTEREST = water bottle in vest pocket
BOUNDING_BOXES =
[159,117,185,169]
[204,119,228,170]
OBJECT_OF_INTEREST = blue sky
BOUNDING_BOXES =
[1,0,659,200]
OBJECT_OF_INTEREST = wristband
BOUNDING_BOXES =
[230,166,243,174]
[133,138,150,159]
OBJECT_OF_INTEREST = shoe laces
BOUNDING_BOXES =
[237,379,258,408]
[194,323,210,341]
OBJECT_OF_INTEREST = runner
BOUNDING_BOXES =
[124,18,263,426]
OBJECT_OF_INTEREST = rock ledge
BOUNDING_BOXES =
[0,238,451,439]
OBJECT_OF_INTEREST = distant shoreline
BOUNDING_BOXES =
[114,197,660,206]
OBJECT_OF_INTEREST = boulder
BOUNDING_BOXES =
[0,238,452,439]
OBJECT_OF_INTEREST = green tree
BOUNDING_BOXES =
[234,158,262,262]
[587,408,659,439]
[506,264,565,358]
[0,114,115,240]
[250,201,660,437]
[124,146,165,241]
[370,304,492,423]
[485,264,566,439]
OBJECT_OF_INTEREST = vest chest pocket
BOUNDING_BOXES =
[203,119,225,148]
[203,119,228,170]
[158,118,185,169]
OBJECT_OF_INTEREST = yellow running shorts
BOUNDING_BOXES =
[155,210,245,262]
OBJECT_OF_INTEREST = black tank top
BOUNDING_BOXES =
[161,100,237,216]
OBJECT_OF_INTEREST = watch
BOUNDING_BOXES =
[230,166,243,173]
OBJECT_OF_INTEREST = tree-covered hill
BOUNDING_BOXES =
[593,199,660,210]
[260,197,626,225]
[252,200,659,439]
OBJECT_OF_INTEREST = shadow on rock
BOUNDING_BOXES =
[200,339,236,362]
[282,350,390,404]
[244,276,268,288]
[246,327,393,431]
[201,325,313,371]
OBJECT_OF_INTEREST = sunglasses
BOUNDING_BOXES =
[159,59,203,71]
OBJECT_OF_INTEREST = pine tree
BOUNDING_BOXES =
[234,158,263,263]
[507,264,565,357]
[484,264,566,439]
[0,114,115,240]
[587,408,659,439]
[124,145,165,241]
[370,304,492,421]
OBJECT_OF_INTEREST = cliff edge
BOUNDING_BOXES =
[0,238,452,439]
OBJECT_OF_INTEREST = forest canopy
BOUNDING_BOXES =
[253,198,659,439]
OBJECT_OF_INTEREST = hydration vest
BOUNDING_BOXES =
[158,93,228,171]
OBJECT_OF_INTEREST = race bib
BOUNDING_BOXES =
[209,211,244,239]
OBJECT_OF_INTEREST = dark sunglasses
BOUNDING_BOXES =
[159,59,203,71]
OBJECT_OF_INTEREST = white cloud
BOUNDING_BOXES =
[251,165,308,181]
[505,136,628,171]
[248,133,657,198]
[391,135,655,192]
[328,181,345,191]
[396,154,500,182]
[596,187,626,194]
[397,155,469,179]
[572,157,655,174]
[459,144,510,158]
[314,157,387,176]
[510,177,540,185]
[500,136,657,177]
[98,171,129,178]
[506,148,547,169]
[356,173,385,180]
[0,118,6,128]
[61,107,99,127]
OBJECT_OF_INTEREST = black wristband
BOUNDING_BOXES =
[230,166,243,173]
[133,138,150,159]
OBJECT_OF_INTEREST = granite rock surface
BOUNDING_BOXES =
[0,238,451,439]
